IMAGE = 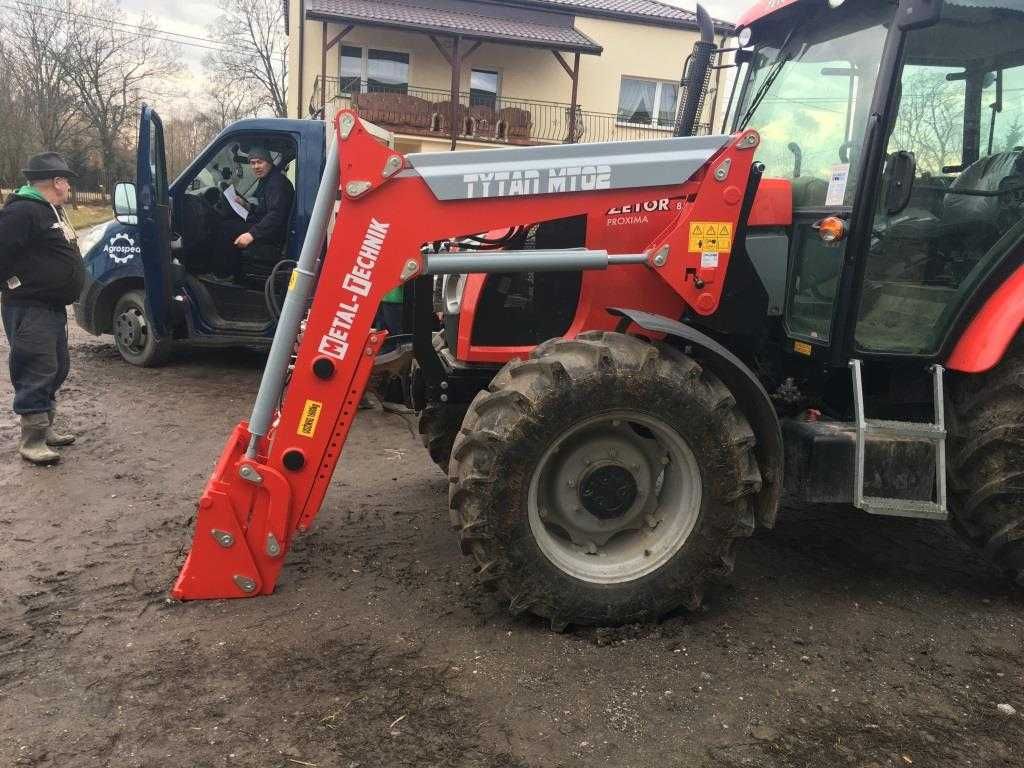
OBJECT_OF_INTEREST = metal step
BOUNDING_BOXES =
[862,496,948,520]
[850,359,947,520]
[865,419,945,440]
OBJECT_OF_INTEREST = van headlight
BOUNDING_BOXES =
[77,220,112,256]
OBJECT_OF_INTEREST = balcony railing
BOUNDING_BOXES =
[310,76,710,145]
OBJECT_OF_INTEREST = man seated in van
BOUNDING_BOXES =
[213,146,294,281]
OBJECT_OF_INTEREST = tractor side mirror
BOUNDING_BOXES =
[884,151,916,216]
[112,181,138,225]
[897,0,943,30]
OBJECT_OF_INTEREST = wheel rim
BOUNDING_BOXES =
[114,305,148,355]
[527,410,702,584]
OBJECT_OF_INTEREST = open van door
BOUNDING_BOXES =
[136,104,173,338]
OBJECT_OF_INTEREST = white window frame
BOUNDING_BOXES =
[616,76,680,131]
[338,46,410,93]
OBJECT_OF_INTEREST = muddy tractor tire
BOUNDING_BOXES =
[948,336,1024,584]
[418,405,468,473]
[448,331,762,629]
[112,290,173,367]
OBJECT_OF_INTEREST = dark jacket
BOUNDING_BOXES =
[0,190,85,308]
[247,168,294,245]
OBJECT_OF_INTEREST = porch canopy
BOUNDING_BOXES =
[306,0,604,146]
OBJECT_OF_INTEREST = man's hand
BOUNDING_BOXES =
[234,232,254,248]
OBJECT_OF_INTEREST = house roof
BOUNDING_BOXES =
[510,0,706,29]
[305,0,605,53]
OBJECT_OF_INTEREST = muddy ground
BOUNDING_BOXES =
[0,325,1021,768]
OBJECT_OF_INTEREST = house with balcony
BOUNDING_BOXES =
[285,0,730,153]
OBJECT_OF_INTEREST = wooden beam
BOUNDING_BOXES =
[460,39,483,62]
[567,52,580,143]
[551,50,574,79]
[325,24,354,52]
[449,35,461,151]
[429,35,452,66]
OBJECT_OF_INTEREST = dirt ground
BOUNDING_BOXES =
[0,325,1022,768]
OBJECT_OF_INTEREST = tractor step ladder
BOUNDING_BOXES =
[849,359,948,521]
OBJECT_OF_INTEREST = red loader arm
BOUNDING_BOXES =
[172,111,760,600]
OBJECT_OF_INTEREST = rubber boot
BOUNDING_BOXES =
[46,409,76,446]
[19,413,61,465]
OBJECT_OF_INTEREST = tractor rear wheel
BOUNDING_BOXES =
[448,331,762,628]
[948,337,1024,584]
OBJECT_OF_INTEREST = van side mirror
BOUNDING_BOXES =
[113,182,138,224]
[884,151,916,215]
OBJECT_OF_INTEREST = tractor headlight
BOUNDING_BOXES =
[442,273,468,315]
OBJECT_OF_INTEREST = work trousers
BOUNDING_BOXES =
[1,302,70,415]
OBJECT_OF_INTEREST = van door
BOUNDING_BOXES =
[136,105,173,337]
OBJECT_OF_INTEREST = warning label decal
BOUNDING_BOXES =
[297,399,324,438]
[689,221,733,253]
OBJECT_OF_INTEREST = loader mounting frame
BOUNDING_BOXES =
[172,111,761,600]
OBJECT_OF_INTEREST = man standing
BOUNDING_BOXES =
[213,146,294,281]
[0,152,85,465]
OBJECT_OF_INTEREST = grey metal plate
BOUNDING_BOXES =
[405,135,731,201]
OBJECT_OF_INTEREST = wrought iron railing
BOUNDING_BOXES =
[310,76,710,145]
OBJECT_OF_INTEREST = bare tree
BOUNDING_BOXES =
[891,72,966,175]
[0,40,35,189]
[9,0,79,153]
[164,113,221,179]
[58,0,181,195]
[204,0,288,118]
[205,75,264,130]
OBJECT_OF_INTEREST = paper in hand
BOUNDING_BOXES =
[224,185,249,221]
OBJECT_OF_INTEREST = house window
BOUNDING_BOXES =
[340,46,362,94]
[337,47,410,95]
[470,69,500,109]
[368,49,409,93]
[617,77,679,128]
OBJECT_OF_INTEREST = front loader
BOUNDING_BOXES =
[174,0,1024,629]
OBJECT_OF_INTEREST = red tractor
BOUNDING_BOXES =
[173,0,1024,630]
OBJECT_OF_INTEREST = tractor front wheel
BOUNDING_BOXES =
[418,405,467,473]
[448,332,762,628]
[948,337,1024,584]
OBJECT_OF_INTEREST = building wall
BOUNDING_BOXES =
[286,9,706,118]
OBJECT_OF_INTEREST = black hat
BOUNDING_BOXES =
[22,151,78,181]
[248,146,273,163]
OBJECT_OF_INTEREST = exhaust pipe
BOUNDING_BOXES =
[674,4,717,137]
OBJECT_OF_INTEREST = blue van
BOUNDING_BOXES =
[75,106,326,365]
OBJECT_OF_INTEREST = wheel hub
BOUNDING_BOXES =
[114,309,146,350]
[579,464,638,519]
[528,411,702,584]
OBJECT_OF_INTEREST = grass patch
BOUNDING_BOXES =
[67,204,111,230]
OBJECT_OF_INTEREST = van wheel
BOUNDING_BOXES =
[112,290,172,367]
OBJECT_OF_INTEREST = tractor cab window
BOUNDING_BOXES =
[736,1,891,344]
[855,1,1024,355]
[735,2,889,206]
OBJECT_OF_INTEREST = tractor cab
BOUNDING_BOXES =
[730,0,1024,362]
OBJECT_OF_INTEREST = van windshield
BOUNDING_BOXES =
[735,2,893,207]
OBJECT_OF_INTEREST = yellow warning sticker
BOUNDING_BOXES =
[297,399,324,438]
[689,222,733,253]
[288,270,298,292]
[793,340,813,356]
